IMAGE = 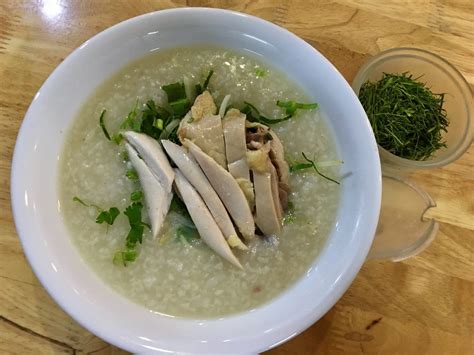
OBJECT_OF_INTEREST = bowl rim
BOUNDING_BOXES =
[11,7,381,353]
[352,47,473,169]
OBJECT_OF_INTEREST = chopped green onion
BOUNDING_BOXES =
[154,118,164,130]
[120,99,139,129]
[289,152,342,185]
[276,100,318,116]
[99,110,111,140]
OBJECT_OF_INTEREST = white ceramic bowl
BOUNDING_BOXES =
[11,8,381,354]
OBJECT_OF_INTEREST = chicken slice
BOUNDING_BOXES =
[223,108,250,180]
[124,131,174,190]
[253,170,282,236]
[161,140,247,250]
[173,169,242,269]
[185,139,255,240]
[190,91,217,121]
[177,91,227,167]
[125,143,172,239]
[248,143,282,236]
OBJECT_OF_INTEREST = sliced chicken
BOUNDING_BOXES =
[125,143,173,239]
[270,164,283,221]
[173,169,242,269]
[185,139,255,240]
[124,131,174,189]
[177,91,227,168]
[253,170,282,236]
[247,142,282,236]
[161,140,247,250]
[223,108,250,180]
[190,91,217,121]
[269,131,290,209]
[245,124,289,211]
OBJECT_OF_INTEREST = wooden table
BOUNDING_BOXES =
[1,1,473,354]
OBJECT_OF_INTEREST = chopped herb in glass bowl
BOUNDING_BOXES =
[352,48,472,170]
[359,72,449,161]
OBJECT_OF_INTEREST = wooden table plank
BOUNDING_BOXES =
[1,1,472,354]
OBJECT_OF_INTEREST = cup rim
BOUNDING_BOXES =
[352,47,473,169]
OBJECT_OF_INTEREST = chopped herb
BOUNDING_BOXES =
[120,99,139,129]
[111,133,123,145]
[243,98,319,125]
[99,110,111,140]
[202,69,214,91]
[289,152,342,185]
[119,150,128,161]
[130,191,143,201]
[96,207,120,225]
[169,194,189,216]
[139,100,166,140]
[283,201,296,224]
[359,72,449,160]
[154,118,164,130]
[125,224,145,249]
[73,196,120,226]
[162,82,187,102]
[116,202,150,258]
[255,68,266,77]
[126,169,139,181]
[276,100,318,116]
[169,97,190,117]
[161,82,191,117]
[159,119,181,143]
[72,196,88,207]
[242,101,292,125]
[113,249,137,266]
[175,225,199,244]
[72,196,101,211]
[195,69,214,95]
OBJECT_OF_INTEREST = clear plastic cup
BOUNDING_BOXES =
[352,47,473,171]
[352,48,472,261]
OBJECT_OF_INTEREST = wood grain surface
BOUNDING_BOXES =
[1,1,473,354]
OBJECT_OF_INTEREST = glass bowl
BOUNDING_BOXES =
[352,47,473,170]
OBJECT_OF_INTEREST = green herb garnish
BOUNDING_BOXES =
[176,225,199,244]
[243,99,318,125]
[255,68,266,77]
[242,102,292,125]
[120,99,140,130]
[112,202,150,266]
[283,200,296,225]
[113,249,137,266]
[126,169,139,181]
[130,191,143,201]
[72,196,120,226]
[123,202,149,248]
[162,82,187,102]
[119,150,128,161]
[96,207,120,225]
[276,100,318,116]
[289,152,342,185]
[111,133,123,145]
[99,110,111,140]
[195,69,214,95]
[359,72,449,160]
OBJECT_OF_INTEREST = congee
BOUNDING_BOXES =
[59,47,341,318]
